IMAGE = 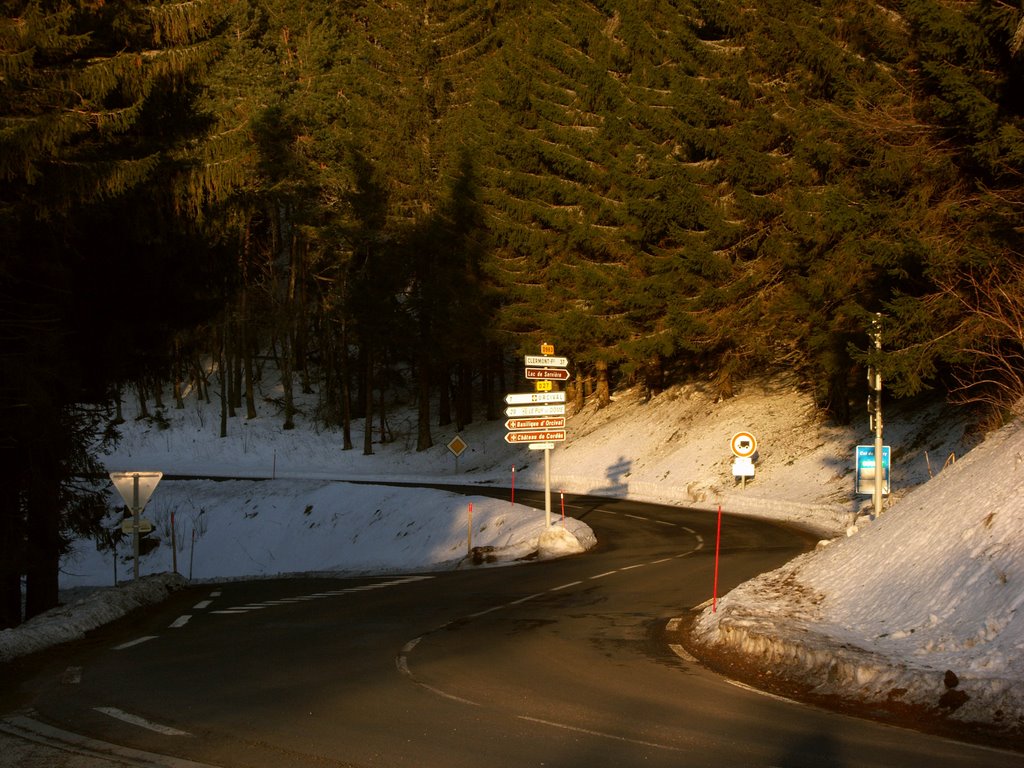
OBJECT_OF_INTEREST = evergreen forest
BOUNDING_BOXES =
[2,0,1023,627]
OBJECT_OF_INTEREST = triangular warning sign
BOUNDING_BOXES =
[109,471,163,512]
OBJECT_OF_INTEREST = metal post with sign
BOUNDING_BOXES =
[109,471,163,580]
[730,432,757,489]
[504,344,570,526]
[870,315,885,517]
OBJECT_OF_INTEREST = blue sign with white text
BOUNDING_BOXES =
[855,445,890,495]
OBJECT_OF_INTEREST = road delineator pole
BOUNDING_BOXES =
[712,504,723,613]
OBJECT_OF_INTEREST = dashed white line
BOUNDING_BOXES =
[589,570,618,579]
[550,580,582,591]
[468,605,505,619]
[94,707,190,736]
[192,600,212,610]
[113,636,157,650]
[518,715,685,752]
[508,592,545,605]
[669,643,698,663]
[169,615,191,629]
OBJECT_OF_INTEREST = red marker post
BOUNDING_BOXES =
[467,502,474,555]
[712,505,723,612]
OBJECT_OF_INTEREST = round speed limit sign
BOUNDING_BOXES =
[730,432,757,458]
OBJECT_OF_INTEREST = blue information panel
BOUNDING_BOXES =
[855,445,890,495]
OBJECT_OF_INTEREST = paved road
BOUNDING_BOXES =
[3,490,1021,767]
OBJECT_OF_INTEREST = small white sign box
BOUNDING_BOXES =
[732,456,755,478]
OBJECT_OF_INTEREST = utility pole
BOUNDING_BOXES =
[869,314,884,517]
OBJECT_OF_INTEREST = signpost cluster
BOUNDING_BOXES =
[505,344,569,525]
[109,471,163,580]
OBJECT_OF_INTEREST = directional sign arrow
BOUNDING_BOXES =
[505,417,566,431]
[525,367,571,381]
[504,430,567,444]
[524,355,569,368]
[505,391,566,405]
[504,404,566,417]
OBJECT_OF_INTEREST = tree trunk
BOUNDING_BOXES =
[0,445,24,629]
[416,348,433,451]
[438,366,452,426]
[136,380,149,419]
[340,316,353,451]
[362,346,374,455]
[242,287,257,419]
[219,330,228,438]
[24,444,60,619]
[596,359,610,408]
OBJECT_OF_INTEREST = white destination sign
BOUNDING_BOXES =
[505,404,566,417]
[524,355,569,368]
[505,391,566,405]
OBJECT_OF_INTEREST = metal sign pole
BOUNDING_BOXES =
[544,448,552,527]
[872,316,884,518]
[132,473,141,580]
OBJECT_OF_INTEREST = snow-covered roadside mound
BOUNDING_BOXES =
[0,574,187,663]
[691,418,1024,732]
[547,381,967,538]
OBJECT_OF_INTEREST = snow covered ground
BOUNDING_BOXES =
[3,374,1022,737]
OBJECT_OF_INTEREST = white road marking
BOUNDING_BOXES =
[550,580,582,591]
[0,716,214,766]
[665,618,683,633]
[468,605,504,618]
[508,592,545,605]
[669,643,698,663]
[169,615,191,629]
[723,678,800,705]
[589,570,618,579]
[94,707,190,736]
[113,636,158,650]
[192,600,212,610]
[518,714,685,752]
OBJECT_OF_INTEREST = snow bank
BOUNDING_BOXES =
[693,418,1024,732]
[0,574,186,663]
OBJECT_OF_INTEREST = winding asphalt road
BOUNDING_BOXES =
[3,489,1022,767]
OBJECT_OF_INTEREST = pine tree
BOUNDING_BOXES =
[0,0,230,625]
